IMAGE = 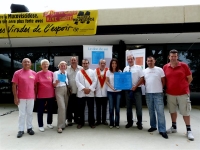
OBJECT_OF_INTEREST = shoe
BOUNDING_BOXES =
[90,125,96,129]
[125,123,133,128]
[77,124,83,129]
[27,128,35,135]
[187,131,194,141]
[102,121,108,125]
[148,127,157,132]
[137,123,143,130]
[109,126,113,129]
[47,124,54,129]
[167,127,177,134]
[95,122,101,126]
[68,122,73,126]
[17,131,24,138]
[57,128,62,133]
[160,132,168,139]
[116,126,120,129]
[39,127,45,132]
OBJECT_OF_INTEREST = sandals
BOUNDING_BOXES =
[57,128,62,133]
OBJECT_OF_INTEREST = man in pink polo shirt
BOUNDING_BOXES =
[163,49,194,141]
[12,58,36,138]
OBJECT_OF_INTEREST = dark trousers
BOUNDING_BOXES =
[125,87,143,125]
[77,97,95,126]
[95,97,108,122]
[67,94,78,122]
[37,97,54,127]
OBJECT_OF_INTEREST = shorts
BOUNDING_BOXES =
[166,94,191,116]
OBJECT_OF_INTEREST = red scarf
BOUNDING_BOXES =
[96,68,108,88]
[81,69,92,85]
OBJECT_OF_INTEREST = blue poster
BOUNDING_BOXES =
[58,74,66,82]
[92,51,104,64]
[114,72,132,90]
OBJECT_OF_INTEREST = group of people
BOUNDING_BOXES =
[12,49,194,141]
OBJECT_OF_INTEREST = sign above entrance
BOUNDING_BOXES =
[0,10,98,38]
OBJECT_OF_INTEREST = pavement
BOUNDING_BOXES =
[0,104,200,150]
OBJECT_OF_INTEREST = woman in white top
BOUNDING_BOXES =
[106,58,122,129]
[53,61,69,133]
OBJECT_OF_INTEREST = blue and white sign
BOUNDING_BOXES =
[114,72,132,90]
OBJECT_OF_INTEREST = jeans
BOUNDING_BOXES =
[107,91,121,126]
[37,97,54,127]
[125,87,142,125]
[67,94,78,123]
[95,97,108,123]
[146,93,166,132]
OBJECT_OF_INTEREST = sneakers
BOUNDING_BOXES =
[27,128,35,135]
[109,126,113,129]
[67,121,73,126]
[47,124,54,129]
[17,131,24,138]
[148,127,157,132]
[39,127,45,132]
[187,131,194,141]
[116,126,120,129]
[167,127,177,134]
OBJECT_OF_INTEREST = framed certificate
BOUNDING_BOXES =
[114,72,132,90]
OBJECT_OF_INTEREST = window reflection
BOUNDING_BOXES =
[0,51,12,101]
[167,44,200,92]
[147,46,164,68]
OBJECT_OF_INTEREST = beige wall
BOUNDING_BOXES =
[98,5,200,25]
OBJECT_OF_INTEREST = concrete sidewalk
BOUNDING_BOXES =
[0,104,199,150]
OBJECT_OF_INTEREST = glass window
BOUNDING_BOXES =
[0,49,12,102]
[167,44,200,92]
[146,45,164,68]
[13,48,48,72]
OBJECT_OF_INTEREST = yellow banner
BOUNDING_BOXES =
[0,10,98,38]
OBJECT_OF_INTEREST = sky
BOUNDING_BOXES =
[0,0,199,13]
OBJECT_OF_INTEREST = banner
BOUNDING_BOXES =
[125,48,146,69]
[83,45,113,70]
[0,10,98,38]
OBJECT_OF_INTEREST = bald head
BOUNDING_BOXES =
[127,55,134,66]
[22,58,31,70]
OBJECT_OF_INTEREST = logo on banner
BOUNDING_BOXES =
[73,11,95,25]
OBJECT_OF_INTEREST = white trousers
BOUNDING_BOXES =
[18,99,34,131]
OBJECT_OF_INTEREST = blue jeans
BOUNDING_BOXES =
[107,91,121,126]
[145,93,166,132]
[125,87,142,125]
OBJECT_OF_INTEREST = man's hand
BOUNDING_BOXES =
[83,88,91,94]
[14,97,19,105]
[131,86,137,91]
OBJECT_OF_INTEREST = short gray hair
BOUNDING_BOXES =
[41,59,49,65]
[58,61,67,67]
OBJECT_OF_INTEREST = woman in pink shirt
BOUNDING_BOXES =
[35,59,55,132]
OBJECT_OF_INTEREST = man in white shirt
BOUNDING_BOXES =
[75,59,97,129]
[66,57,82,126]
[143,56,168,139]
[123,55,144,130]
[94,59,109,126]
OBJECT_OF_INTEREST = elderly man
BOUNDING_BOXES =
[143,56,168,139]
[12,58,36,138]
[123,55,144,130]
[94,59,109,126]
[163,49,194,141]
[75,59,97,129]
[66,57,82,126]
